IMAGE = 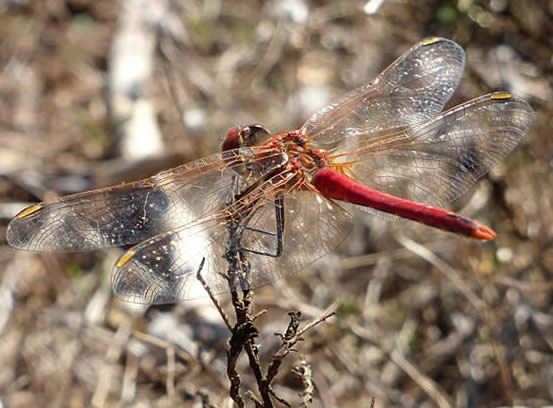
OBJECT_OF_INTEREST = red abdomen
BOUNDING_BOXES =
[312,168,495,240]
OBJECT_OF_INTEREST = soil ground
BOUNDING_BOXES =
[0,1,552,407]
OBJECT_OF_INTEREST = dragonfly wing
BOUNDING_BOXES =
[111,216,231,304]
[302,37,465,147]
[343,93,535,209]
[240,190,353,289]
[7,148,287,251]
[111,191,352,304]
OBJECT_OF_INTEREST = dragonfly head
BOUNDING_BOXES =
[222,123,271,152]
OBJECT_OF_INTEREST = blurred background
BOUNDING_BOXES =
[0,0,552,407]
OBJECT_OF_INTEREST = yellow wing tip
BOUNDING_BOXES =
[15,203,43,219]
[116,250,136,268]
[490,92,513,100]
[421,37,443,45]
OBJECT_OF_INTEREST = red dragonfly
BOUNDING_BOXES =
[7,38,534,304]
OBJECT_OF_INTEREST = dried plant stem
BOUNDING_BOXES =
[196,258,232,331]
[197,228,334,407]
[292,357,314,407]
[267,311,335,384]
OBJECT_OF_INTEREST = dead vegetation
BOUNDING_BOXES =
[0,0,552,407]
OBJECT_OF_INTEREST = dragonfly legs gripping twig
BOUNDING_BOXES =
[240,196,285,258]
[196,179,338,407]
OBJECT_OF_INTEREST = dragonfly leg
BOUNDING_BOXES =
[195,257,206,280]
[241,196,284,258]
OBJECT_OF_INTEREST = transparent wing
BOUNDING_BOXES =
[111,191,352,304]
[302,37,465,147]
[333,93,535,210]
[241,190,352,289]
[7,148,287,251]
[111,216,229,304]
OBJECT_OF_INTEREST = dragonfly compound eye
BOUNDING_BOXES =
[240,123,270,147]
[222,127,241,152]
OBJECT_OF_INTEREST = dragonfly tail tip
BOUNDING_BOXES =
[474,224,496,240]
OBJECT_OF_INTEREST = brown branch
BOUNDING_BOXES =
[226,324,247,408]
[267,310,335,384]
[243,337,274,408]
[230,282,274,408]
[131,329,194,364]
[270,388,292,407]
[196,258,232,331]
[197,214,334,407]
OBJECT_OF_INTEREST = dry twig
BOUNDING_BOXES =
[292,357,314,407]
[197,219,335,407]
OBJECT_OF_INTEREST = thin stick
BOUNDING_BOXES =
[297,310,336,338]
[267,309,335,384]
[396,234,486,311]
[390,349,452,408]
[196,258,233,330]
[131,329,194,363]
[166,346,176,399]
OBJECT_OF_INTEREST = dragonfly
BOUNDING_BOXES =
[7,38,535,304]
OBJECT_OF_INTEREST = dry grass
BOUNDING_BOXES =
[0,0,552,407]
